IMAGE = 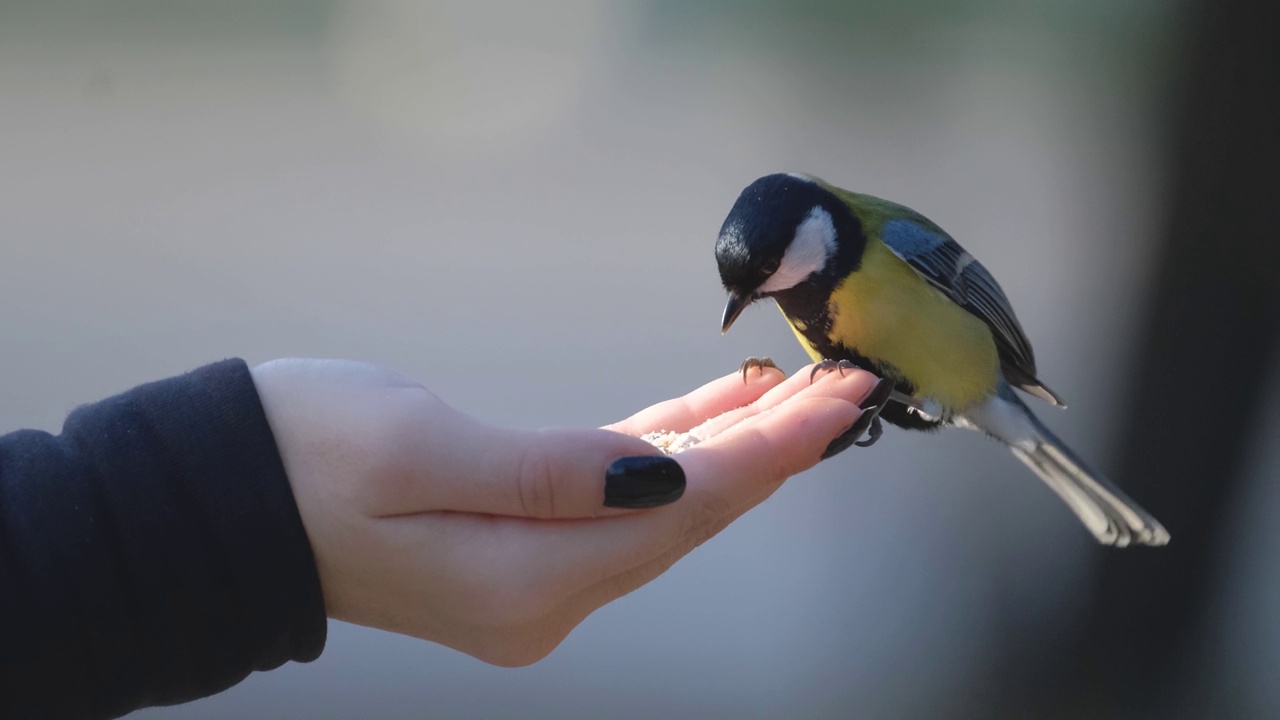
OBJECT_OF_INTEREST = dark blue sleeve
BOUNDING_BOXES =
[0,359,327,720]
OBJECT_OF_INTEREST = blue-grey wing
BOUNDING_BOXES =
[880,218,1064,406]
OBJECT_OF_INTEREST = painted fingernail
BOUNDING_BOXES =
[604,456,687,508]
[860,377,896,410]
[821,405,882,460]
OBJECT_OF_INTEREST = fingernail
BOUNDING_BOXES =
[821,405,881,460]
[604,456,686,508]
[860,376,895,410]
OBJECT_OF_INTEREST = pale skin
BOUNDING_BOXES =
[250,359,879,668]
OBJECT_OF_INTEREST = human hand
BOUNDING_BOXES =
[250,359,882,666]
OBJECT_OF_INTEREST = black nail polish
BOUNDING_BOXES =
[821,423,857,460]
[604,456,686,508]
[861,377,896,410]
[821,404,885,460]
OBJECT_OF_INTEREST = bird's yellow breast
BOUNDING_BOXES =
[792,238,1000,412]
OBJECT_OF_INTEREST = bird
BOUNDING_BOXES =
[714,172,1169,547]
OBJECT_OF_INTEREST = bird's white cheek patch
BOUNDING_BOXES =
[759,206,837,293]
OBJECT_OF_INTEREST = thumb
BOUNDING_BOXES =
[426,426,686,520]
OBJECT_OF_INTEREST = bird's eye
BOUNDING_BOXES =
[761,258,781,275]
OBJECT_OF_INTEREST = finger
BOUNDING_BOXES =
[426,471,787,667]
[552,460,793,630]
[607,365,785,437]
[455,365,842,521]
[679,394,866,506]
[473,374,874,604]
[687,364,879,441]
[556,392,870,606]
[399,423,686,520]
[382,367,783,520]
[454,458,799,665]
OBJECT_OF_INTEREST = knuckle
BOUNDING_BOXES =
[755,428,802,483]
[682,493,735,548]
[516,445,559,519]
[768,450,797,485]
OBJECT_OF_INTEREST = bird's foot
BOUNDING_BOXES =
[821,376,895,458]
[738,356,781,383]
[809,358,859,384]
[853,415,884,447]
[821,403,889,458]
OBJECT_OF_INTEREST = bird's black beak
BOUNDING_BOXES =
[721,292,752,333]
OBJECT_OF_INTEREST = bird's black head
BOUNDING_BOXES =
[715,173,863,332]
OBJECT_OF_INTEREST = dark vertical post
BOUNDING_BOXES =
[993,0,1280,716]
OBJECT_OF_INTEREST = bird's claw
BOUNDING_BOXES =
[821,403,888,459]
[809,358,859,384]
[820,375,894,458]
[853,415,884,447]
[739,356,781,383]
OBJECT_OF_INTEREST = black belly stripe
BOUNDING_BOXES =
[773,282,942,432]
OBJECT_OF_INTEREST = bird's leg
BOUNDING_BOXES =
[889,390,926,413]
[888,391,942,423]
[738,356,780,383]
[809,358,859,384]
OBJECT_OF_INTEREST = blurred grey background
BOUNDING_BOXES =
[3,1,1277,718]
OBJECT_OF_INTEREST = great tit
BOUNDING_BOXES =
[715,173,1169,547]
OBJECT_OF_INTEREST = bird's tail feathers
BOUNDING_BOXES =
[961,391,1170,547]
